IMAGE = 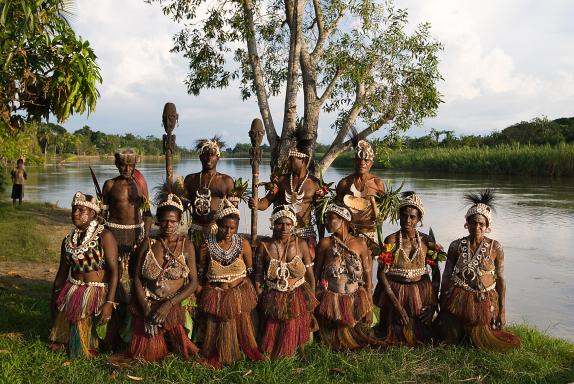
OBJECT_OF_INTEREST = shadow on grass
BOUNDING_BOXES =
[0,275,52,340]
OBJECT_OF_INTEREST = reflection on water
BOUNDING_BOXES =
[5,159,574,341]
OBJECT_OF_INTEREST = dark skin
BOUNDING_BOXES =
[441,214,506,327]
[249,156,321,228]
[102,158,152,234]
[315,212,373,324]
[133,209,198,324]
[184,150,234,226]
[378,206,440,327]
[335,157,385,227]
[254,217,315,296]
[197,216,254,290]
[52,206,119,324]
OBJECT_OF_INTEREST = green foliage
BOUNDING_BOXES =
[0,0,102,133]
[148,0,443,171]
[380,143,574,177]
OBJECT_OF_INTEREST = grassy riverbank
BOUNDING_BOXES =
[1,202,573,383]
[332,143,574,177]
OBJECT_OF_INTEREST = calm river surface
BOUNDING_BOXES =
[7,159,574,341]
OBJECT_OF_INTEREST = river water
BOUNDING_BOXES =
[6,159,574,341]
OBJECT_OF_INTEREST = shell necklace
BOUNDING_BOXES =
[194,171,216,216]
[285,171,308,213]
[65,220,104,260]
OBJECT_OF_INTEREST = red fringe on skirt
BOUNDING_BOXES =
[315,287,383,350]
[374,276,435,345]
[260,283,319,357]
[316,286,370,326]
[128,301,199,362]
[198,279,263,367]
[440,286,521,351]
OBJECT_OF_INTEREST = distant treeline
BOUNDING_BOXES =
[35,124,195,158]
[378,116,574,150]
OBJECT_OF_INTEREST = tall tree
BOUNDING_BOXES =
[149,0,442,174]
[0,0,102,134]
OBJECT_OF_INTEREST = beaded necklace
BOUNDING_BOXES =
[285,171,308,213]
[398,230,422,263]
[207,233,242,266]
[64,220,104,261]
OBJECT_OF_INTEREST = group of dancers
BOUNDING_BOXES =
[49,135,520,368]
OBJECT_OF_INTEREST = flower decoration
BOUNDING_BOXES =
[260,174,279,195]
[377,243,397,266]
[320,278,328,290]
[426,242,447,267]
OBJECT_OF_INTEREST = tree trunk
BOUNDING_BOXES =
[272,0,304,173]
[242,0,278,149]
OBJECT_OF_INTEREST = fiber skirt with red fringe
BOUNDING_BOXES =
[441,286,520,351]
[374,275,435,345]
[128,300,199,362]
[316,286,370,326]
[315,287,382,351]
[446,285,498,326]
[50,279,108,358]
[199,279,263,367]
[260,282,319,357]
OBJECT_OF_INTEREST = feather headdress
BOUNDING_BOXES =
[348,127,374,160]
[195,136,225,157]
[154,177,189,214]
[463,189,496,224]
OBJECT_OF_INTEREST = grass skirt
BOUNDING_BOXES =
[315,287,381,350]
[439,286,521,351]
[198,279,263,367]
[374,276,435,345]
[260,282,319,358]
[50,279,107,358]
[128,301,199,362]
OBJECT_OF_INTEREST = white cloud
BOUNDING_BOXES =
[65,0,574,145]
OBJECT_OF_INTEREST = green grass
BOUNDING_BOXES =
[1,277,573,384]
[331,143,574,177]
[0,201,69,263]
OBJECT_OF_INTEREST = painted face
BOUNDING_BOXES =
[72,205,95,228]
[288,156,306,173]
[399,206,421,231]
[273,216,294,239]
[116,159,135,179]
[466,214,489,238]
[200,151,219,170]
[354,157,373,175]
[218,217,239,241]
[158,210,181,235]
[325,212,345,234]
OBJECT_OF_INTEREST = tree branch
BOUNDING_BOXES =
[242,0,278,147]
[318,68,340,106]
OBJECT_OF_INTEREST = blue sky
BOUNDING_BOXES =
[65,0,574,148]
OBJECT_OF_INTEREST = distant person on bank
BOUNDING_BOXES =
[11,158,27,206]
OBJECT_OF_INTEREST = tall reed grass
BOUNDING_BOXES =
[331,144,574,177]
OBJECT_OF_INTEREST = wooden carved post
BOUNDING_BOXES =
[249,118,265,248]
[162,102,178,185]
